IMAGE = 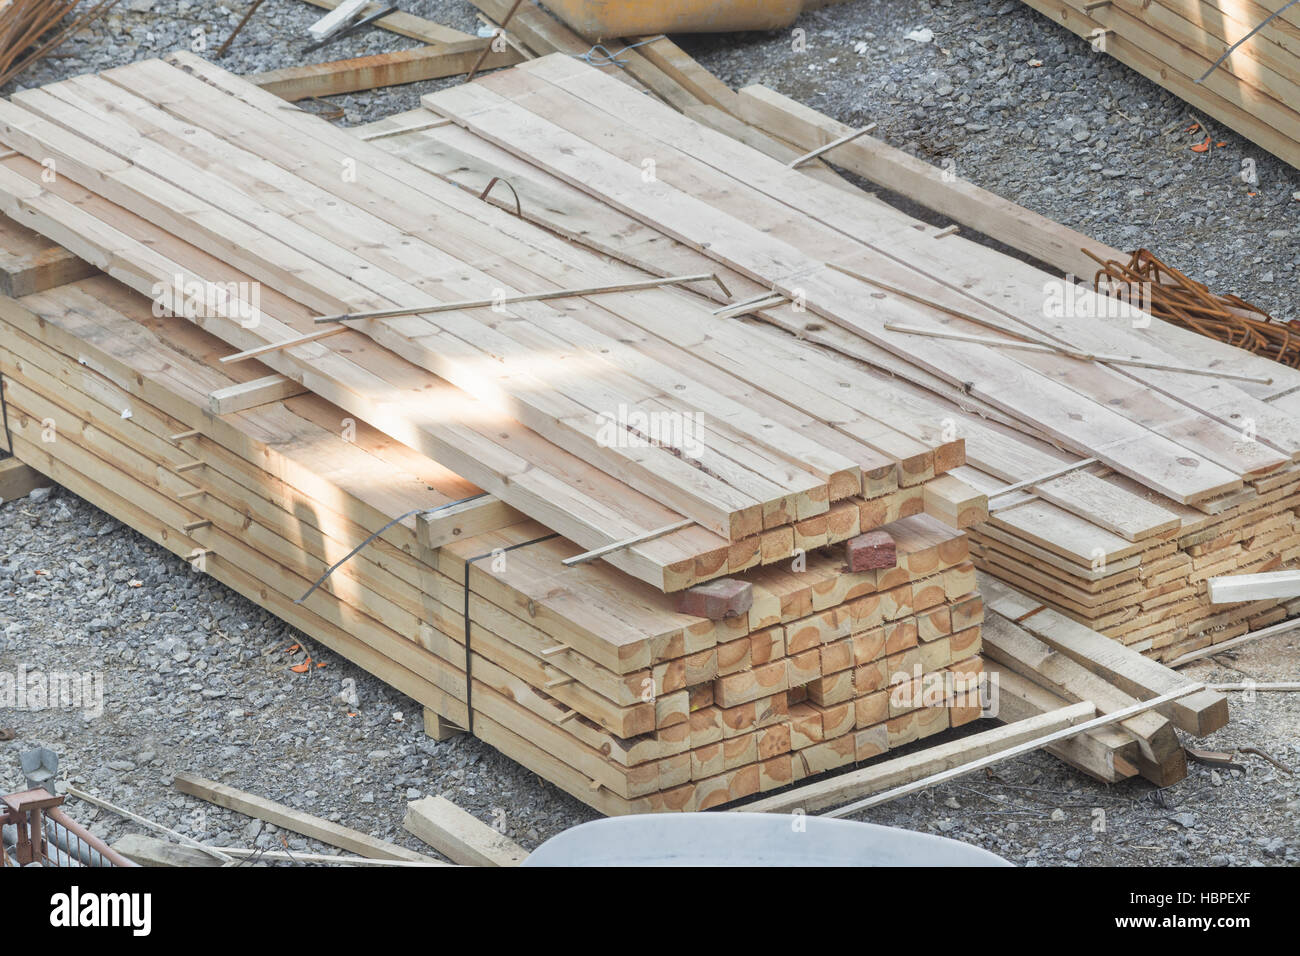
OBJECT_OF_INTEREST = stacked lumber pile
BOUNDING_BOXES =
[0,57,999,812]
[0,268,985,812]
[377,53,1300,666]
[1016,0,1300,170]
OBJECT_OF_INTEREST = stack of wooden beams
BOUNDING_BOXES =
[1015,0,1300,171]
[0,57,1005,812]
[385,53,1300,667]
[0,271,985,812]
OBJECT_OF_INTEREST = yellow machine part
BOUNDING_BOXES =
[545,0,805,38]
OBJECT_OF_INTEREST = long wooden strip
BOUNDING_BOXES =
[403,796,528,866]
[738,702,1096,814]
[825,685,1204,817]
[174,772,437,863]
[252,41,522,101]
[978,574,1229,735]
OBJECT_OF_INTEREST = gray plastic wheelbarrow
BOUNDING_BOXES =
[522,813,1012,866]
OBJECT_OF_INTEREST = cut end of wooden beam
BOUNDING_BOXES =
[673,577,754,619]
[846,530,897,572]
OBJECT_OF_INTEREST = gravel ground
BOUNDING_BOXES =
[1,0,1297,865]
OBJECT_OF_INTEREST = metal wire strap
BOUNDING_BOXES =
[295,493,490,605]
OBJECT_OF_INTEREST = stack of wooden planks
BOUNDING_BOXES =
[0,35,1261,806]
[385,53,1300,667]
[1016,0,1300,170]
[0,267,985,812]
[0,55,1016,812]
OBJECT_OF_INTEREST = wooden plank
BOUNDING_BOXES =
[1032,470,1182,542]
[734,83,1120,281]
[738,702,1096,814]
[981,613,1185,785]
[307,0,367,40]
[0,210,96,296]
[403,796,528,866]
[0,455,50,500]
[824,684,1203,817]
[295,0,474,44]
[111,833,217,868]
[417,494,525,549]
[252,41,523,101]
[208,373,307,414]
[173,772,438,863]
[978,573,1229,735]
[987,665,1140,782]
[1208,570,1300,604]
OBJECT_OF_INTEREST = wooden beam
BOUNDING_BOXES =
[208,374,308,414]
[416,494,525,549]
[826,685,1204,817]
[403,795,528,866]
[981,612,1186,785]
[252,41,524,102]
[294,0,473,45]
[1166,616,1300,669]
[978,574,1229,736]
[1208,570,1300,604]
[0,456,50,501]
[735,84,1122,280]
[738,702,1097,814]
[0,211,96,297]
[988,665,1140,782]
[173,772,438,864]
[111,833,220,868]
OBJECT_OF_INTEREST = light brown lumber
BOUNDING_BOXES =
[824,684,1204,817]
[980,613,1185,785]
[208,373,307,414]
[734,84,1120,280]
[0,211,96,296]
[112,833,218,868]
[417,494,525,549]
[403,796,528,866]
[294,0,474,44]
[432,65,1247,506]
[978,574,1229,736]
[737,702,1096,814]
[1167,616,1300,668]
[252,41,523,101]
[173,772,438,863]
[635,36,744,116]
[988,665,1140,782]
[0,455,50,500]
[1207,570,1300,604]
